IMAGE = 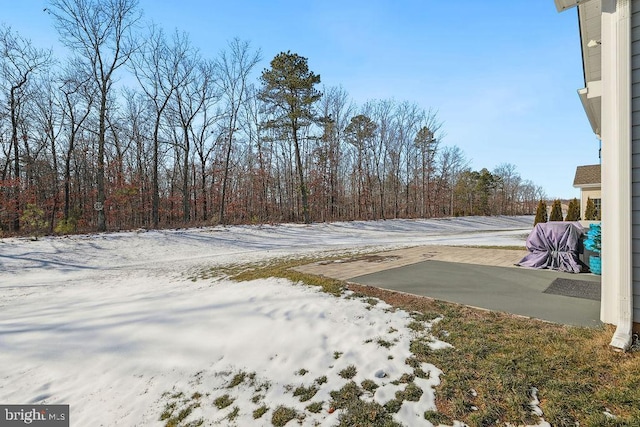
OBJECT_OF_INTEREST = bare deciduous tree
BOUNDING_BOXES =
[317,85,353,220]
[0,25,52,231]
[131,25,191,228]
[170,53,216,223]
[59,61,95,226]
[32,71,65,232]
[47,0,141,231]
[215,38,261,225]
[0,10,548,234]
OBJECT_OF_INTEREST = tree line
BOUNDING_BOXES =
[0,0,545,235]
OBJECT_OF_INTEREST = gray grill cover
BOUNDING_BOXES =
[517,222,585,273]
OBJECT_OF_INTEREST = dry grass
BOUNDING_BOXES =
[196,254,347,296]
[348,283,640,427]
[190,254,640,426]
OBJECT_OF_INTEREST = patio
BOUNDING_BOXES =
[297,245,602,328]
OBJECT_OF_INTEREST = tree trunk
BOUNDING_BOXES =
[152,115,160,229]
[219,133,233,224]
[49,120,59,233]
[10,88,21,232]
[97,85,107,232]
[64,147,72,221]
[182,127,190,224]
[291,125,310,224]
[201,160,208,221]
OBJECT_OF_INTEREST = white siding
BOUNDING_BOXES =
[631,0,640,323]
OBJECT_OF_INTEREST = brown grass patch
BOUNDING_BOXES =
[347,283,640,426]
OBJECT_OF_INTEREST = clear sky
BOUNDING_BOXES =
[2,0,596,200]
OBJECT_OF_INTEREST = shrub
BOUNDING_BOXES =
[584,197,597,220]
[549,199,563,221]
[533,200,547,226]
[21,204,48,240]
[55,217,77,234]
[565,198,580,221]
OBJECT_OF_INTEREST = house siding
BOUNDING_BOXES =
[631,0,640,323]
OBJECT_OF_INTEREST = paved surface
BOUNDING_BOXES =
[296,246,602,327]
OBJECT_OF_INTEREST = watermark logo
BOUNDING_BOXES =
[1,405,68,426]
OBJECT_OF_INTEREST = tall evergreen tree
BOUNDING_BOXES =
[475,168,498,216]
[584,197,597,220]
[259,51,321,224]
[565,197,580,221]
[534,200,547,226]
[549,199,563,221]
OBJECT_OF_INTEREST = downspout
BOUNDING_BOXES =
[555,0,634,350]
[609,0,633,351]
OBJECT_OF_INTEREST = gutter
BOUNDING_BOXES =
[577,5,588,88]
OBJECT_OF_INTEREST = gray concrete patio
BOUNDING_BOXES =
[296,246,602,327]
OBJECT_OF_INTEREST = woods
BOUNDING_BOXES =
[0,0,545,235]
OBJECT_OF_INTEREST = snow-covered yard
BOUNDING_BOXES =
[0,216,532,426]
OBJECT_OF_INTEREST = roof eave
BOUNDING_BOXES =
[554,0,591,12]
[578,87,601,136]
[573,183,601,188]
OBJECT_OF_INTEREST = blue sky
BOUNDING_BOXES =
[3,1,596,199]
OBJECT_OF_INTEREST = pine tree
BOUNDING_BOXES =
[259,51,321,224]
[20,204,48,240]
[565,197,580,221]
[534,200,548,226]
[549,199,563,221]
[584,197,597,220]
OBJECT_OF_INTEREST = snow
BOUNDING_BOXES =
[0,216,539,426]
